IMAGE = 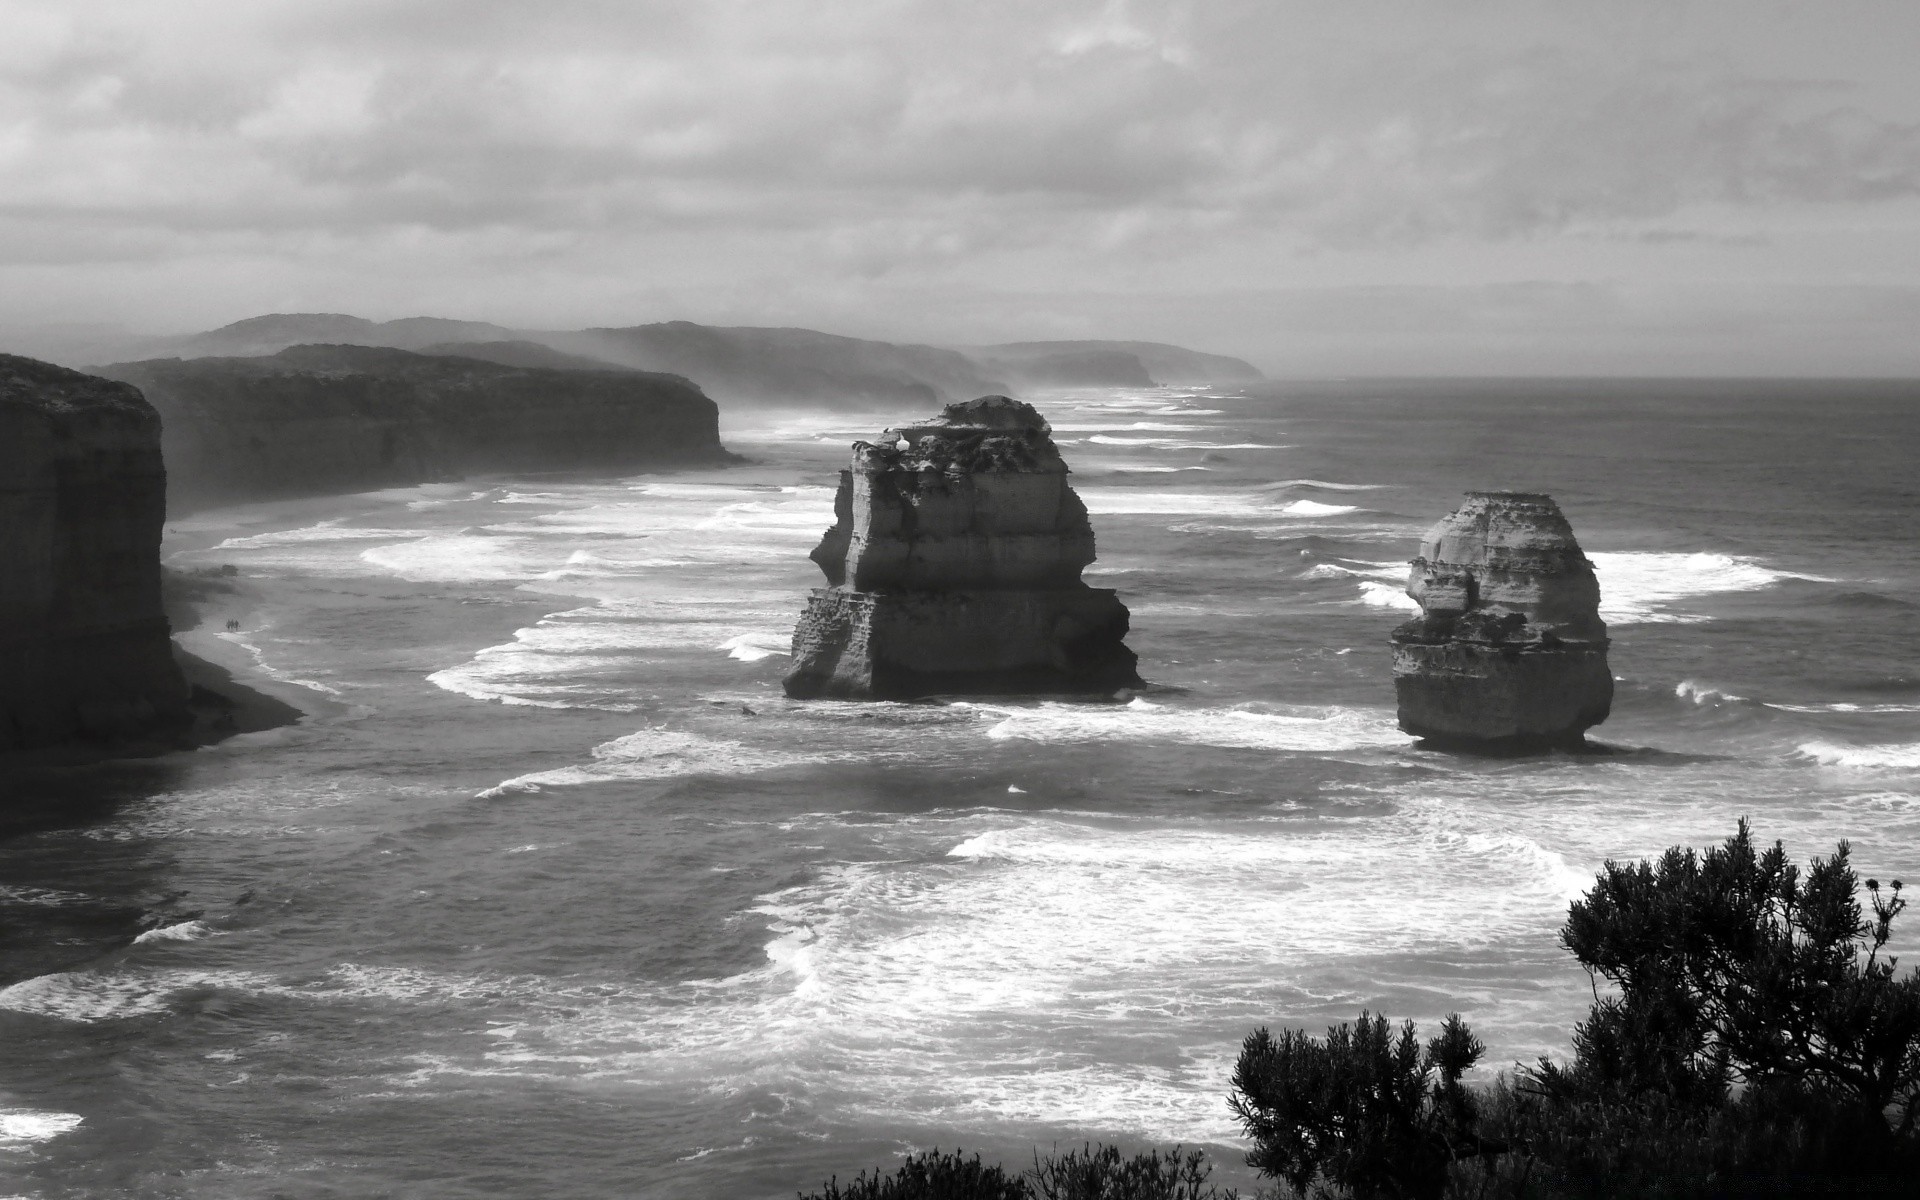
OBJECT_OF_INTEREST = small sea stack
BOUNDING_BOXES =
[1390,491,1612,750]
[783,396,1141,699]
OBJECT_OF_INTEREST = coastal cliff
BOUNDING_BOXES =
[1390,492,1612,750]
[784,396,1140,699]
[98,344,732,510]
[0,355,191,753]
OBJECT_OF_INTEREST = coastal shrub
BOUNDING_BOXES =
[1539,821,1919,1145]
[1228,1010,1504,1200]
[801,1144,1237,1200]
[1028,1142,1236,1199]
[801,1149,1029,1200]
[1230,823,1920,1197]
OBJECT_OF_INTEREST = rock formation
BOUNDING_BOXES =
[1390,492,1612,749]
[784,396,1141,699]
[0,355,191,753]
[98,344,733,511]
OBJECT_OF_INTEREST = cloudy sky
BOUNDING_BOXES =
[4,0,1918,373]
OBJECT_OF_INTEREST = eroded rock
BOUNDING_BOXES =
[784,396,1140,698]
[1390,491,1612,750]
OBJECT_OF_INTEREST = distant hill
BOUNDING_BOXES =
[98,344,727,510]
[967,340,1263,385]
[73,313,1261,408]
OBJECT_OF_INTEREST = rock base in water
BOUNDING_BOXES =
[1390,491,1612,750]
[785,586,1138,699]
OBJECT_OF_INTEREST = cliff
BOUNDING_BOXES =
[48,313,1260,408]
[98,344,732,510]
[1390,492,1612,750]
[544,322,1006,409]
[0,355,191,753]
[784,396,1140,699]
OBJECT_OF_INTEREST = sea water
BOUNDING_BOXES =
[1,380,1916,1197]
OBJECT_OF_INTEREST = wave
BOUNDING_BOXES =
[1257,479,1391,492]
[1770,702,1920,715]
[976,697,1410,753]
[477,729,853,798]
[1797,741,1920,769]
[213,521,426,550]
[1675,680,1750,706]
[1358,581,1417,609]
[0,968,279,1022]
[1,1109,83,1146]
[1589,552,1834,624]
[1279,500,1359,517]
[718,632,791,662]
[132,920,217,945]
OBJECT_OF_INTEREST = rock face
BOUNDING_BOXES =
[0,355,191,752]
[784,396,1141,699]
[1390,492,1612,749]
[98,344,732,510]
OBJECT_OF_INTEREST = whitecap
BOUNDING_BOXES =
[132,920,216,945]
[1797,742,1920,770]
[1279,500,1359,517]
[0,1109,83,1146]
[1675,680,1747,706]
[978,697,1411,754]
[1590,552,1833,624]
[1357,581,1418,610]
[477,729,852,798]
[717,632,791,662]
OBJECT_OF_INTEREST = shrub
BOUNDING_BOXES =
[1228,1010,1503,1200]
[801,1144,1238,1200]
[1537,819,1920,1151]
[802,1149,1030,1200]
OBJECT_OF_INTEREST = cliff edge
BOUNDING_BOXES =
[0,355,192,754]
[1390,492,1612,750]
[98,344,734,510]
[784,396,1141,699]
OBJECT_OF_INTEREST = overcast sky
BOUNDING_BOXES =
[4,0,1918,373]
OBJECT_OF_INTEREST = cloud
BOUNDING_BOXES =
[1,0,1918,355]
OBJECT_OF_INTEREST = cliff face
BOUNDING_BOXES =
[1390,492,1612,750]
[785,396,1140,699]
[98,344,732,510]
[0,355,190,753]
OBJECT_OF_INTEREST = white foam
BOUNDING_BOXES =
[1304,561,1404,581]
[0,968,278,1022]
[1260,480,1390,492]
[0,1109,83,1146]
[717,632,791,662]
[1077,490,1272,517]
[979,698,1411,754]
[477,729,847,798]
[1797,742,1920,769]
[1051,422,1209,432]
[1676,680,1747,706]
[1770,702,1920,715]
[1279,500,1359,517]
[1590,552,1830,624]
[360,535,531,583]
[1358,581,1419,609]
[211,521,423,550]
[1085,436,1285,450]
[132,920,216,945]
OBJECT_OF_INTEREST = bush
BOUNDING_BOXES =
[801,1144,1237,1200]
[1229,1011,1503,1199]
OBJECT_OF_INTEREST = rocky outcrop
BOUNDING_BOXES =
[0,355,191,753]
[1390,492,1612,750]
[784,396,1140,698]
[98,344,733,510]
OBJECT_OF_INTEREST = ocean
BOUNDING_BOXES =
[2,379,1917,1198]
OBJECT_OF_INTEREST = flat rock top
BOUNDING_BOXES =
[859,395,1068,475]
[1420,491,1588,567]
[0,353,152,418]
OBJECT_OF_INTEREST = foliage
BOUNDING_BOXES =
[1228,1010,1502,1200]
[1537,819,1920,1142]
[802,1145,1238,1200]
[802,1149,1031,1200]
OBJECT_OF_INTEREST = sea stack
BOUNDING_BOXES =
[783,396,1141,699]
[0,355,191,753]
[1390,492,1612,750]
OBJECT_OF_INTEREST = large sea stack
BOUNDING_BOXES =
[0,355,191,753]
[1390,492,1612,750]
[98,344,732,511]
[784,396,1140,699]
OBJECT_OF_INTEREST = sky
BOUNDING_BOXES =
[3,0,1918,374]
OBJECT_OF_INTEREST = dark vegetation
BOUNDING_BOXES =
[803,824,1920,1199]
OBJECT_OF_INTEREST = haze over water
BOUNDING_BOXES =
[2,380,1917,1197]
